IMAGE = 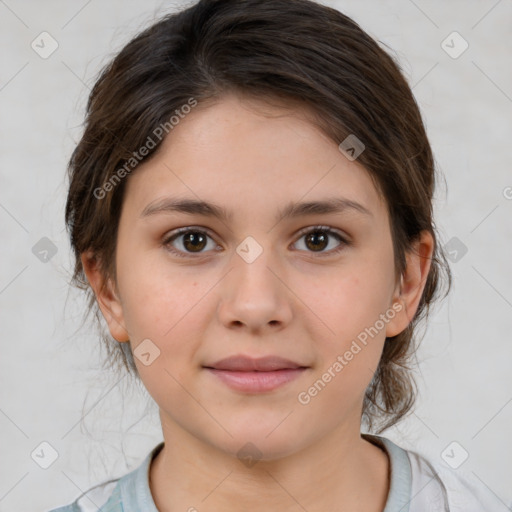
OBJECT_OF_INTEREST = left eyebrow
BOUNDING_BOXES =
[140,196,373,222]
[276,197,373,222]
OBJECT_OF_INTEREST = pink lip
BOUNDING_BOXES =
[203,355,308,393]
[205,368,307,392]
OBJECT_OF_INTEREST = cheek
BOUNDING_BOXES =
[121,266,208,397]
[292,259,392,399]
[296,262,394,341]
[117,246,202,335]
[296,272,388,415]
[118,258,223,380]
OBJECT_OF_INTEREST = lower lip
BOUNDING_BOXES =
[205,368,307,393]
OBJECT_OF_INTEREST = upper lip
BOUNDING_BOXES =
[204,355,307,372]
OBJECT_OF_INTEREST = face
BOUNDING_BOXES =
[87,93,430,460]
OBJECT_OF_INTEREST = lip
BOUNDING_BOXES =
[205,355,305,372]
[203,355,309,393]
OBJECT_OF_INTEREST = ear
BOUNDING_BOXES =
[385,230,434,338]
[81,250,130,342]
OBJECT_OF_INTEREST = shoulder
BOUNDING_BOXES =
[409,449,509,511]
[47,441,164,512]
[378,435,508,512]
[47,479,121,512]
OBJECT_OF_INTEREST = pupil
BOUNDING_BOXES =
[184,232,206,251]
[306,231,327,251]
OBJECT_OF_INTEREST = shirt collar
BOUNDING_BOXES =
[363,434,412,512]
[116,441,163,512]
[116,435,412,511]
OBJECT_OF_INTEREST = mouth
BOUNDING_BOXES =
[203,355,309,393]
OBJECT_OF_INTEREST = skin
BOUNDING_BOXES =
[83,93,434,511]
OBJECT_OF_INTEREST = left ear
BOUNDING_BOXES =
[385,230,434,338]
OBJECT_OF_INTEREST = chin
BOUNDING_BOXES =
[215,422,309,463]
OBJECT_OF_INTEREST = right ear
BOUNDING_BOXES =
[81,250,130,342]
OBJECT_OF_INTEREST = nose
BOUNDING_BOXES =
[216,245,293,335]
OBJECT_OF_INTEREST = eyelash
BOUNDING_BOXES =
[162,225,350,259]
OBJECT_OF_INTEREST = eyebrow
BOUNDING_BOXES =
[140,196,373,222]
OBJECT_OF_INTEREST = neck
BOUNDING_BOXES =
[149,414,389,512]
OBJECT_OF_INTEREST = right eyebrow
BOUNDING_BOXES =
[140,197,233,221]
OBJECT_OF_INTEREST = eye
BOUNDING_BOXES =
[163,227,219,257]
[162,225,350,259]
[292,226,349,255]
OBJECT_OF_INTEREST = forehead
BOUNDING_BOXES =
[122,94,387,222]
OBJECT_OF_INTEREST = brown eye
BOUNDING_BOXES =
[293,226,348,255]
[182,231,207,252]
[304,230,329,252]
[163,228,218,257]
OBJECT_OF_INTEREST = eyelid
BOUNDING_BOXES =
[166,225,217,240]
[293,224,347,240]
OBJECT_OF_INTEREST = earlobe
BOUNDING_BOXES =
[80,251,130,342]
[385,230,434,338]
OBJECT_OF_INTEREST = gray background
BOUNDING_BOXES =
[1,1,511,510]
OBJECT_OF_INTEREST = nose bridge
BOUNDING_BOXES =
[217,234,292,331]
[232,234,280,299]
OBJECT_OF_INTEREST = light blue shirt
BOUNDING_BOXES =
[47,435,507,511]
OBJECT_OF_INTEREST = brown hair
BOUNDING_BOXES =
[65,0,452,433]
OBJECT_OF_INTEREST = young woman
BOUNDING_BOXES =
[50,0,503,510]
